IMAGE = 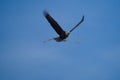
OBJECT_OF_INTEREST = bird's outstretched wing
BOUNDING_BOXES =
[44,11,65,36]
[69,16,84,33]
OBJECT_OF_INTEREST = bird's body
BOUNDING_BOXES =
[44,11,84,42]
[53,32,70,42]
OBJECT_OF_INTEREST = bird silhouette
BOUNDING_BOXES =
[43,11,84,42]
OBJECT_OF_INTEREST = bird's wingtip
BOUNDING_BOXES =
[81,15,84,21]
[82,15,84,19]
[43,10,49,16]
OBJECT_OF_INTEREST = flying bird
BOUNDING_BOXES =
[43,11,84,42]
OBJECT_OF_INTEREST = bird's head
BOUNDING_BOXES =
[66,32,70,36]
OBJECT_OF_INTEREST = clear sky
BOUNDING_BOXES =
[0,0,120,80]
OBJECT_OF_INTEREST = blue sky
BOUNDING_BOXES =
[0,0,120,80]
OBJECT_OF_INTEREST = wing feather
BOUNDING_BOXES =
[44,11,65,36]
[69,16,84,33]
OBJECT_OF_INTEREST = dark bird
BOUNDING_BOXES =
[43,11,84,42]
